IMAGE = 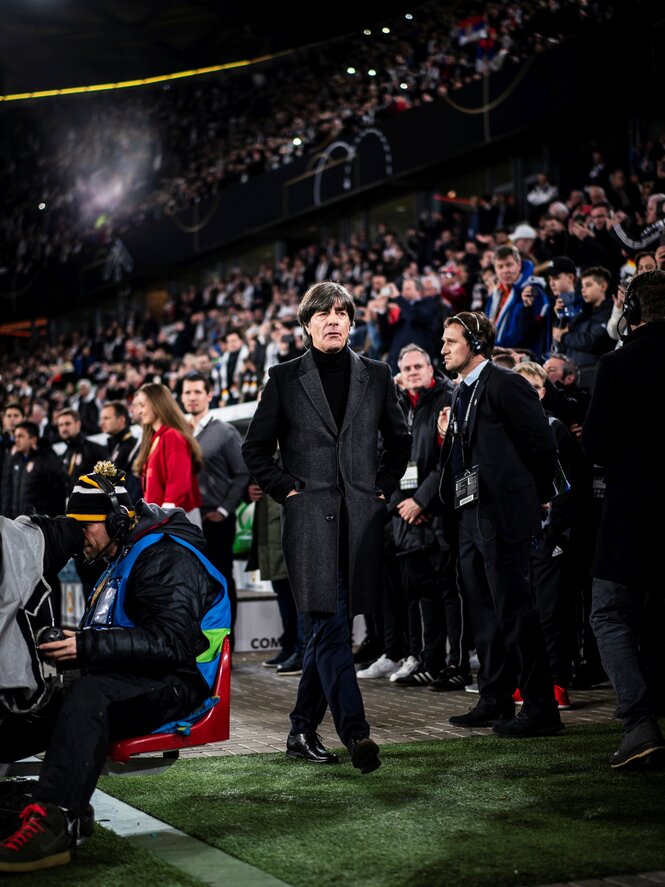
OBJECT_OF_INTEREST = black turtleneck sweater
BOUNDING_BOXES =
[311,345,351,429]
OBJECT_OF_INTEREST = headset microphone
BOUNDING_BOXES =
[454,313,484,354]
[618,275,641,341]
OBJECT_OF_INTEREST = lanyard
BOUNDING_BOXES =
[452,380,479,470]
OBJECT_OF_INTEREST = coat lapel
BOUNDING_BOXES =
[468,362,491,440]
[340,349,369,435]
[298,349,338,436]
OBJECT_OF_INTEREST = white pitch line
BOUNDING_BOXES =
[92,789,294,887]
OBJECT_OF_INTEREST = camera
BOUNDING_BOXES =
[36,626,65,645]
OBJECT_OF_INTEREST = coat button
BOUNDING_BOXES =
[325,514,335,521]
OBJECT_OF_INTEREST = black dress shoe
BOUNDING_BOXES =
[348,736,381,773]
[448,699,515,728]
[286,733,340,764]
[492,709,564,738]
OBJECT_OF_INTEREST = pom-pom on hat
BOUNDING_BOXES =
[66,461,135,523]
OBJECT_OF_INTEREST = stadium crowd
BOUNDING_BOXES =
[1,0,613,276]
[3,136,665,712]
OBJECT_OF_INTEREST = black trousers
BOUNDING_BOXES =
[290,573,369,746]
[0,671,202,817]
[399,551,446,673]
[202,514,237,637]
[458,507,555,713]
[530,547,573,687]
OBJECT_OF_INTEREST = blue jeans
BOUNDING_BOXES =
[590,578,663,731]
[290,573,369,745]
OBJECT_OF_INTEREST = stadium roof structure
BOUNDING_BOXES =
[0,0,434,97]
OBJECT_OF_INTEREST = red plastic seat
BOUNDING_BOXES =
[108,634,231,765]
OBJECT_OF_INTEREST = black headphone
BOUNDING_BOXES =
[95,474,132,543]
[618,275,642,340]
[454,313,484,354]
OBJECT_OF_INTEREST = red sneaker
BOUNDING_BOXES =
[512,688,523,705]
[554,685,572,710]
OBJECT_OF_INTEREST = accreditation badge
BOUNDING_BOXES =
[454,465,479,510]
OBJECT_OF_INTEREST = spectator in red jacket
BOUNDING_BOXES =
[132,383,203,525]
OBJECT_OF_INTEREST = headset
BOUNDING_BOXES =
[618,274,642,341]
[95,474,133,544]
[454,313,484,354]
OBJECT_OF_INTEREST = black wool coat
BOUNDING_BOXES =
[242,348,411,615]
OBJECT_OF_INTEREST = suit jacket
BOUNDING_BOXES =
[242,348,411,615]
[438,361,558,543]
[581,321,665,584]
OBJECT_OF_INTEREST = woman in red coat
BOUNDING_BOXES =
[132,383,203,525]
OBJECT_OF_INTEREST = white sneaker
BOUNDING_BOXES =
[389,655,420,682]
[357,654,400,679]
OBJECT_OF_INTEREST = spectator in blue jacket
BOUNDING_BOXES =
[484,245,552,359]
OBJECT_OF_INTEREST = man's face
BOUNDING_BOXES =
[581,276,607,306]
[57,415,80,440]
[226,333,243,353]
[401,279,420,302]
[3,408,23,433]
[371,275,387,294]
[441,323,473,376]
[182,381,212,418]
[306,302,350,353]
[590,207,610,230]
[544,358,565,384]
[13,428,36,455]
[549,273,576,296]
[494,256,521,288]
[398,350,434,392]
[646,196,661,225]
[99,406,125,436]
[81,521,115,561]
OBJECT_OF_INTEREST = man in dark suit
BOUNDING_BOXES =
[242,281,411,774]
[435,312,562,737]
[583,270,665,769]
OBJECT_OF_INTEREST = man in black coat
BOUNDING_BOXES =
[436,312,562,737]
[385,345,462,687]
[243,282,411,774]
[0,465,227,872]
[56,409,109,493]
[582,270,665,769]
[2,421,69,519]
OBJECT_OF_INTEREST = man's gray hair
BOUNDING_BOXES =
[397,343,431,366]
[297,282,356,348]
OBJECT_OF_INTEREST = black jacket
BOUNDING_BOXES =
[61,434,110,492]
[390,375,456,555]
[3,445,69,519]
[581,321,665,584]
[76,503,220,697]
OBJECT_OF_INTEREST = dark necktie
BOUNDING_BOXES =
[456,381,473,424]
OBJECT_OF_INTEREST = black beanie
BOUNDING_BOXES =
[66,461,135,523]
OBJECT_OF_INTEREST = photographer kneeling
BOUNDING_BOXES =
[0,462,229,873]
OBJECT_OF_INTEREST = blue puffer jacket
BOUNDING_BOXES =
[484,259,552,358]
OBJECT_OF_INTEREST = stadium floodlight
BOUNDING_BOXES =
[382,27,390,34]
[363,29,371,36]
[346,67,356,75]
[368,69,377,77]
